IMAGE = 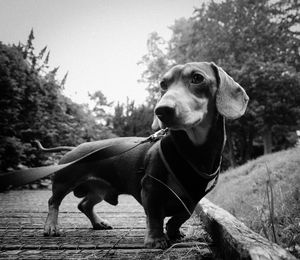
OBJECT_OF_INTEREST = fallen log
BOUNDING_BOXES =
[196,198,297,260]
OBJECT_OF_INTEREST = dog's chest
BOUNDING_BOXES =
[159,134,213,203]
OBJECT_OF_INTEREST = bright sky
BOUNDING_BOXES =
[0,0,201,106]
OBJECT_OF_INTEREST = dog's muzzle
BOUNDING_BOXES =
[155,106,175,126]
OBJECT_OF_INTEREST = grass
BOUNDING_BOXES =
[207,146,300,258]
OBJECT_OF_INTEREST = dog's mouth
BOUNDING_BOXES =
[160,117,203,131]
[189,117,203,128]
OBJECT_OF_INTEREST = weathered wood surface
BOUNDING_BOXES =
[0,190,217,259]
[1,190,295,259]
[196,198,296,260]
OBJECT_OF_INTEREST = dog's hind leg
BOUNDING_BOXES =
[44,164,92,236]
[77,181,118,230]
[78,193,113,230]
[44,182,70,236]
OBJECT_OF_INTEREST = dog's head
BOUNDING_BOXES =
[152,62,249,131]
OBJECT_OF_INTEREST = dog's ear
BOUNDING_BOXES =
[211,62,249,119]
[151,115,161,130]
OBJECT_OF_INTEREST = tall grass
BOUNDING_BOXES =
[207,147,300,258]
[262,164,277,243]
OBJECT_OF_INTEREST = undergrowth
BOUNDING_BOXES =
[208,147,300,258]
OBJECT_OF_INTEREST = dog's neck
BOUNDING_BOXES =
[184,125,211,146]
[169,113,225,173]
[184,109,216,146]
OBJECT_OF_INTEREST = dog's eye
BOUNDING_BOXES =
[160,80,168,90]
[191,73,204,84]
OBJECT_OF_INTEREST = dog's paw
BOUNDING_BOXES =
[144,235,169,249]
[43,224,60,237]
[167,230,185,241]
[93,220,113,230]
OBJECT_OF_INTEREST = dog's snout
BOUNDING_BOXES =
[155,106,175,124]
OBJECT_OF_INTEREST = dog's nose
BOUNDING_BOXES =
[155,106,175,124]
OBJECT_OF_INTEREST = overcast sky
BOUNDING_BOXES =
[0,0,201,105]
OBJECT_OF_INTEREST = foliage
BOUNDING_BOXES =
[0,31,114,171]
[88,91,154,138]
[139,32,173,108]
[139,0,300,165]
[89,90,114,126]
[112,99,153,137]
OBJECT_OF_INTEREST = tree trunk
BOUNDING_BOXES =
[263,127,272,154]
[227,129,236,167]
[244,128,254,161]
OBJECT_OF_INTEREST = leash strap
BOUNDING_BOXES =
[156,130,223,213]
[158,141,220,198]
[155,141,221,215]
[147,174,193,216]
[204,168,220,196]
[0,138,147,191]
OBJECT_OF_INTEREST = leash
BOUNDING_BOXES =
[147,174,193,216]
[1,126,221,216]
[151,117,226,215]
[155,143,221,215]
[0,132,166,192]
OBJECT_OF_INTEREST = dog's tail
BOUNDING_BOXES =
[34,140,75,152]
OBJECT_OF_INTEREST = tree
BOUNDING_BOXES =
[236,60,300,154]
[112,99,153,137]
[89,90,113,126]
[140,0,300,165]
[139,32,172,108]
[113,102,126,136]
[0,30,115,170]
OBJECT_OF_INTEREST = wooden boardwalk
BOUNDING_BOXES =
[0,190,218,259]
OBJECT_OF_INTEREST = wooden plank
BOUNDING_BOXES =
[0,247,214,260]
[196,198,296,260]
[0,190,216,259]
[0,217,147,229]
[0,190,143,213]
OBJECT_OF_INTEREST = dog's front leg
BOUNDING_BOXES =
[141,176,169,249]
[166,211,190,241]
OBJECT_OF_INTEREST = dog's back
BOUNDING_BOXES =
[59,137,147,164]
